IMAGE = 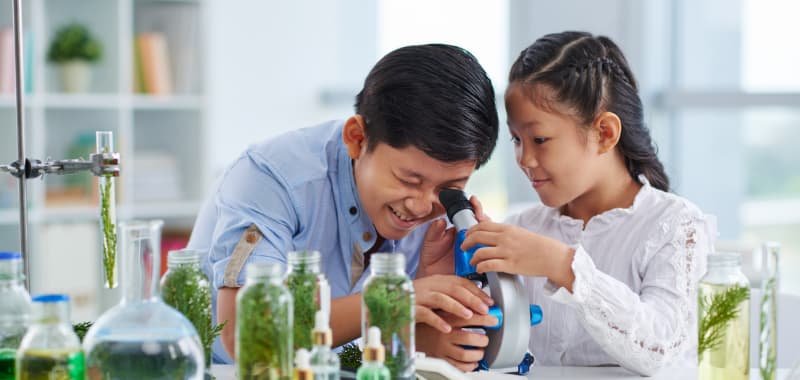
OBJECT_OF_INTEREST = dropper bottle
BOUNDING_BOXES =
[309,310,339,379]
[356,327,390,380]
[294,348,313,380]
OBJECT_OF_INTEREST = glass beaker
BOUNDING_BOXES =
[698,251,750,380]
[285,250,329,351]
[83,220,204,379]
[0,252,31,380]
[161,249,216,375]
[16,294,84,380]
[361,253,414,380]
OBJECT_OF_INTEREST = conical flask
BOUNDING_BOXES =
[83,220,204,379]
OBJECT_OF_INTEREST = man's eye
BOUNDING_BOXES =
[533,137,549,144]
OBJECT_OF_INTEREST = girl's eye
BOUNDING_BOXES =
[533,137,549,144]
[510,136,521,145]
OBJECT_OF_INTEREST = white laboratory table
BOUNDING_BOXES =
[210,365,790,379]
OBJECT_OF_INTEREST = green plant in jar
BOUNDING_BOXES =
[361,253,414,380]
[161,249,225,372]
[237,262,293,380]
[96,131,118,288]
[698,252,750,380]
[285,250,327,351]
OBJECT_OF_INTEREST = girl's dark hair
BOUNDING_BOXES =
[509,31,669,191]
[356,44,498,169]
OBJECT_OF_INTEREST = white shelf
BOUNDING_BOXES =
[36,200,202,223]
[0,209,18,225]
[39,93,122,109]
[126,200,202,219]
[132,94,203,110]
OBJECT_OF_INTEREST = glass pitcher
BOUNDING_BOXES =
[83,220,204,379]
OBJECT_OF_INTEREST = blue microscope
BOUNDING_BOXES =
[439,189,542,375]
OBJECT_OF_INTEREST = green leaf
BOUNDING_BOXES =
[698,285,750,357]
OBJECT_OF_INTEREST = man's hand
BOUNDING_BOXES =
[413,275,493,333]
[417,218,456,278]
[416,311,498,372]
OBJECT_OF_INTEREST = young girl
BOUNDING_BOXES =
[462,31,716,375]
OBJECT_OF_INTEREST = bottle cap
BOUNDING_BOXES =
[294,348,313,380]
[0,252,21,260]
[312,310,333,346]
[32,294,69,303]
[363,326,385,363]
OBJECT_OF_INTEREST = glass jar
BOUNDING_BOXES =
[236,262,293,380]
[160,249,215,374]
[83,220,204,379]
[698,251,750,380]
[361,253,414,380]
[0,252,32,380]
[285,250,328,351]
[16,294,84,380]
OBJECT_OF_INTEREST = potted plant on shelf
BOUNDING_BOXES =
[47,23,103,93]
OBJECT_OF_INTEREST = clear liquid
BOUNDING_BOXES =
[85,336,202,380]
[698,283,749,380]
[16,349,84,380]
[0,349,15,380]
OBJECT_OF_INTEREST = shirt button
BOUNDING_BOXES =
[362,232,372,242]
[349,206,357,215]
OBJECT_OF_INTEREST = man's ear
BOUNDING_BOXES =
[343,115,367,159]
[591,111,622,154]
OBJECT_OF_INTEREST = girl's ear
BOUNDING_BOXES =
[343,115,367,159]
[591,112,622,154]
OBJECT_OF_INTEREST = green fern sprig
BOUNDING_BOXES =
[698,285,750,357]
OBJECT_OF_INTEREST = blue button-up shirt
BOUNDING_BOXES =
[188,120,429,363]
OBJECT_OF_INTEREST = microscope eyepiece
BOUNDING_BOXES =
[438,188,474,222]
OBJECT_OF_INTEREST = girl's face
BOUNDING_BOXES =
[505,84,603,208]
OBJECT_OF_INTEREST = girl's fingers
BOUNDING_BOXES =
[461,230,500,251]
[468,246,503,267]
[475,258,508,274]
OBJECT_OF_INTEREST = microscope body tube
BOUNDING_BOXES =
[451,209,483,279]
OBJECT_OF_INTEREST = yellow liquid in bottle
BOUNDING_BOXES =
[698,282,749,380]
[16,349,85,380]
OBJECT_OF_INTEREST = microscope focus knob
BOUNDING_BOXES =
[530,305,543,326]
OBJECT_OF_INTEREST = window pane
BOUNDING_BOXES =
[742,0,800,91]
[658,108,800,294]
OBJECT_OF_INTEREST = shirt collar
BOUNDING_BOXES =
[334,130,378,253]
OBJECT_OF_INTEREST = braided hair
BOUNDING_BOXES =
[509,31,669,192]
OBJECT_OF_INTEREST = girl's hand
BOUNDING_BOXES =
[462,221,577,290]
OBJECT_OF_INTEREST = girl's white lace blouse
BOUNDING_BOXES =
[505,177,716,376]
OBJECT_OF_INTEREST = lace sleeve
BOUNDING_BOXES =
[544,212,711,376]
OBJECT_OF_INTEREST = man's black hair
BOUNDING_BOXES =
[355,44,499,169]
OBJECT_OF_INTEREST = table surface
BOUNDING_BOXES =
[211,365,790,379]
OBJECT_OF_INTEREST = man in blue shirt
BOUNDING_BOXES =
[188,44,499,371]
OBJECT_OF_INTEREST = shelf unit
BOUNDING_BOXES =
[0,0,206,321]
